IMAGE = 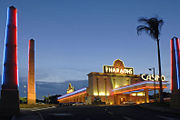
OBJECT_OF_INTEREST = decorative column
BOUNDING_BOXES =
[27,39,36,104]
[144,89,149,103]
[0,6,19,113]
[170,37,180,109]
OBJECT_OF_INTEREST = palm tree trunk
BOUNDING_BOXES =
[157,39,164,103]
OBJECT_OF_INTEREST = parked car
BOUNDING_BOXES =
[123,101,136,105]
[72,102,84,106]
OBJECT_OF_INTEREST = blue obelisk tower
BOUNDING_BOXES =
[0,6,19,113]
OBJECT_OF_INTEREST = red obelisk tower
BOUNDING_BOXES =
[1,6,19,113]
[170,37,180,109]
[27,39,36,104]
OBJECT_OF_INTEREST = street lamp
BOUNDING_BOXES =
[148,67,157,102]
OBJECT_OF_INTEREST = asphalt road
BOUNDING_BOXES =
[11,105,180,120]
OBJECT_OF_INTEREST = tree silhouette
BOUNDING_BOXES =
[137,17,164,103]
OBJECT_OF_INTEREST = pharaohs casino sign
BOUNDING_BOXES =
[141,74,166,81]
[103,59,134,75]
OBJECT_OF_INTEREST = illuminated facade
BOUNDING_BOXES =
[170,37,180,109]
[58,59,167,104]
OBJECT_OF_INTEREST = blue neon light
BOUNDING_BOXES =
[112,81,167,91]
[131,89,144,93]
[123,92,131,94]
[174,38,180,89]
[123,90,144,94]
[2,8,10,85]
[58,87,87,100]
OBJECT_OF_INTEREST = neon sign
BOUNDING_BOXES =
[103,59,134,75]
[141,74,165,81]
[103,66,133,75]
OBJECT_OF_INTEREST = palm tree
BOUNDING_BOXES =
[137,17,164,103]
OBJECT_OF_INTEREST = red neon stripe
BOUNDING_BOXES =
[14,8,18,86]
[58,91,86,101]
[113,86,167,95]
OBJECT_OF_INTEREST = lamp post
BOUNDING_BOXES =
[148,67,157,102]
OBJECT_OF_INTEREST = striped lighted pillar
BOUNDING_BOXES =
[170,37,180,109]
[1,6,19,113]
[171,37,180,92]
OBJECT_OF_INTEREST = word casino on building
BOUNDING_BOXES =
[58,59,167,105]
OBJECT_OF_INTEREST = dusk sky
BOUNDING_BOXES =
[0,0,180,87]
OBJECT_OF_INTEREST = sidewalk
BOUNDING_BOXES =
[11,110,43,120]
[20,106,55,111]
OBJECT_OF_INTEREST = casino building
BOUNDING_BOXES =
[58,59,167,105]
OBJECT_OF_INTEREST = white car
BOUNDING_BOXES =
[123,101,136,105]
[72,102,84,106]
